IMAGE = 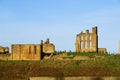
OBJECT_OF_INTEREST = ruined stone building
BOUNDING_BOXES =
[42,38,55,53]
[11,38,55,60]
[0,46,9,54]
[75,27,107,53]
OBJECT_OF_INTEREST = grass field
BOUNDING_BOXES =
[0,52,120,80]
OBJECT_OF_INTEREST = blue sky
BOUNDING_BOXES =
[0,0,120,53]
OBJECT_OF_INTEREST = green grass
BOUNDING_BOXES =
[1,52,120,79]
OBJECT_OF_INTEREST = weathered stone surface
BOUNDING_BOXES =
[11,38,55,60]
[98,48,107,54]
[0,46,9,54]
[75,27,98,53]
[74,56,90,60]
[11,44,41,60]
[75,27,107,53]
[43,38,55,53]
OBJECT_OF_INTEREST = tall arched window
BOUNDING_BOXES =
[85,41,87,49]
[90,41,92,49]
[80,41,83,49]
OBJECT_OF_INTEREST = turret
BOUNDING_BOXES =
[86,30,89,34]
[92,26,97,34]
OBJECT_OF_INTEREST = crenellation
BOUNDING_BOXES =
[11,44,42,60]
[98,48,107,54]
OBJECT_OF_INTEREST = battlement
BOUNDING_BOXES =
[92,27,97,34]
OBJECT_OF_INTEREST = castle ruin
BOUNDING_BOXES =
[0,46,9,54]
[0,27,108,61]
[75,27,107,53]
[11,38,55,60]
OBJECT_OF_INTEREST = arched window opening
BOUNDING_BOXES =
[90,41,92,49]
[85,42,87,49]
[80,41,83,49]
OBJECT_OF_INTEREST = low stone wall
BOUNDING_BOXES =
[98,48,107,53]
[0,54,11,60]
[30,77,120,80]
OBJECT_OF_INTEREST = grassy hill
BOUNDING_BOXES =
[0,52,120,80]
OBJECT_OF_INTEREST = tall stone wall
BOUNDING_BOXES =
[42,38,55,53]
[75,27,98,53]
[11,44,41,60]
[75,27,107,53]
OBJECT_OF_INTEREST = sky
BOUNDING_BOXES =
[0,0,120,53]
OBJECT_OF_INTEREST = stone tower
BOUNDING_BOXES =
[92,27,98,52]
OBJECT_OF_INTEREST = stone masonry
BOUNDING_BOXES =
[11,38,55,60]
[0,46,9,54]
[75,27,107,53]
[98,48,107,54]
[11,44,41,60]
